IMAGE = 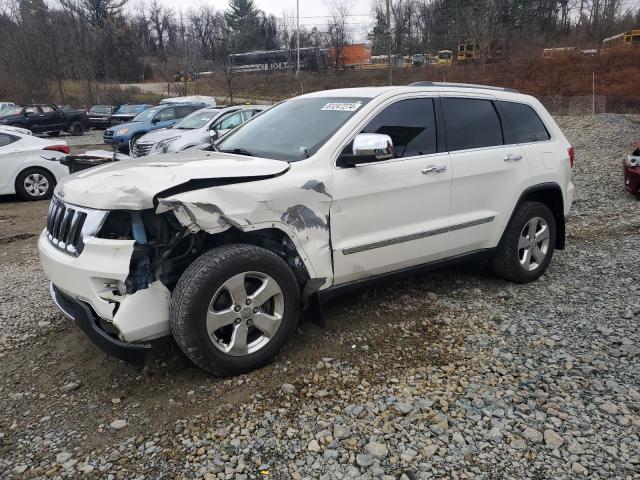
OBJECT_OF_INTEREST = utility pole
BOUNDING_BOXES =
[296,0,301,77]
[386,0,392,85]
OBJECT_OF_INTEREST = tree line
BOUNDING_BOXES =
[0,0,638,103]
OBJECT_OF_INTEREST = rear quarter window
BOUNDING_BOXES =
[442,98,503,152]
[497,101,551,144]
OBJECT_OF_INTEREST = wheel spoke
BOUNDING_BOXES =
[531,245,545,264]
[228,323,249,355]
[206,308,237,334]
[535,225,549,242]
[518,235,529,249]
[521,248,532,269]
[249,277,282,308]
[253,312,281,338]
[224,272,247,305]
[528,218,539,236]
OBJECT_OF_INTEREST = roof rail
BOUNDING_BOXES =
[409,81,520,94]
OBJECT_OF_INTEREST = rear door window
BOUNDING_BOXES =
[497,101,551,144]
[442,98,503,151]
[361,98,437,158]
[0,133,18,147]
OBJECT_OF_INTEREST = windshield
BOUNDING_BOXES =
[174,108,220,129]
[117,105,146,115]
[133,106,162,122]
[438,51,452,59]
[217,97,370,161]
[90,105,111,114]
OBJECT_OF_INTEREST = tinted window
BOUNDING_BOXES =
[442,98,503,151]
[156,107,175,122]
[26,106,39,114]
[361,98,437,158]
[175,106,197,118]
[497,101,550,144]
[0,133,17,147]
[40,105,54,113]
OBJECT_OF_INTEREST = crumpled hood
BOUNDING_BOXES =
[55,150,290,210]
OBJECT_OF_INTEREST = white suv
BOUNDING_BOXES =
[38,83,574,375]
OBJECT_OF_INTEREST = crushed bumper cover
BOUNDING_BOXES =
[50,283,151,366]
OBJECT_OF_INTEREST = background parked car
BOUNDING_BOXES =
[0,103,88,136]
[132,105,265,157]
[87,104,116,129]
[160,95,216,107]
[110,104,153,125]
[104,103,206,153]
[0,126,69,200]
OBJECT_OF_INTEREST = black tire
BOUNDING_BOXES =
[128,133,143,154]
[170,244,301,376]
[15,168,56,201]
[492,201,556,283]
[69,122,84,136]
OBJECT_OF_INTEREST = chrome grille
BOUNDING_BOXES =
[133,142,153,157]
[46,197,108,256]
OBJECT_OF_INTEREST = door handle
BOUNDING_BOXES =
[504,153,523,162]
[422,164,447,174]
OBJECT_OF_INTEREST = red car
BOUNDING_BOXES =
[624,143,640,196]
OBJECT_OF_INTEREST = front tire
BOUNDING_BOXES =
[170,244,301,376]
[15,168,55,201]
[493,201,556,283]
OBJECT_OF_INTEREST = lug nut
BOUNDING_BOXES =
[234,305,241,312]
[234,318,241,324]
[245,299,252,305]
[253,307,259,313]
[246,319,253,326]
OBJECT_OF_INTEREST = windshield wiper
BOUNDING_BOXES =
[220,148,255,157]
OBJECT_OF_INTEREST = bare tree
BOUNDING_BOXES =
[326,0,352,71]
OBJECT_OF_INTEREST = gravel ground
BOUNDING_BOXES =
[0,114,638,479]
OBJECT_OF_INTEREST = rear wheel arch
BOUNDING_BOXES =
[505,183,566,250]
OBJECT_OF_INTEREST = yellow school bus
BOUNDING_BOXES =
[602,30,640,48]
[437,50,453,65]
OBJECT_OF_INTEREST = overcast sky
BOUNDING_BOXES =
[161,0,376,39]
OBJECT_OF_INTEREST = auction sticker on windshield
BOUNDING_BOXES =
[321,102,362,112]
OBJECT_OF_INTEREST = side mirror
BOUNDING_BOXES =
[209,130,219,142]
[151,117,160,124]
[339,133,395,167]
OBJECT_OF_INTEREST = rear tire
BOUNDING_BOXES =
[15,168,55,201]
[170,244,300,376]
[492,201,556,283]
[69,122,84,136]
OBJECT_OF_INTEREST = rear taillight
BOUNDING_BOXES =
[568,147,575,168]
[44,145,70,154]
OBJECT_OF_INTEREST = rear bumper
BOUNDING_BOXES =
[624,166,640,195]
[50,283,151,366]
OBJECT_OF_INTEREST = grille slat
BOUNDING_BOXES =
[133,143,153,157]
[46,198,103,257]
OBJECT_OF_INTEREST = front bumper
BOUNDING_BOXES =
[88,117,111,128]
[50,283,151,366]
[624,166,640,195]
[38,230,171,344]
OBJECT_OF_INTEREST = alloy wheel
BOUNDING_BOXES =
[518,216,550,271]
[207,271,284,356]
[24,173,50,197]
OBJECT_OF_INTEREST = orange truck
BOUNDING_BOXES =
[329,44,372,69]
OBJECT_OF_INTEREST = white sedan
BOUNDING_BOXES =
[0,126,70,200]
